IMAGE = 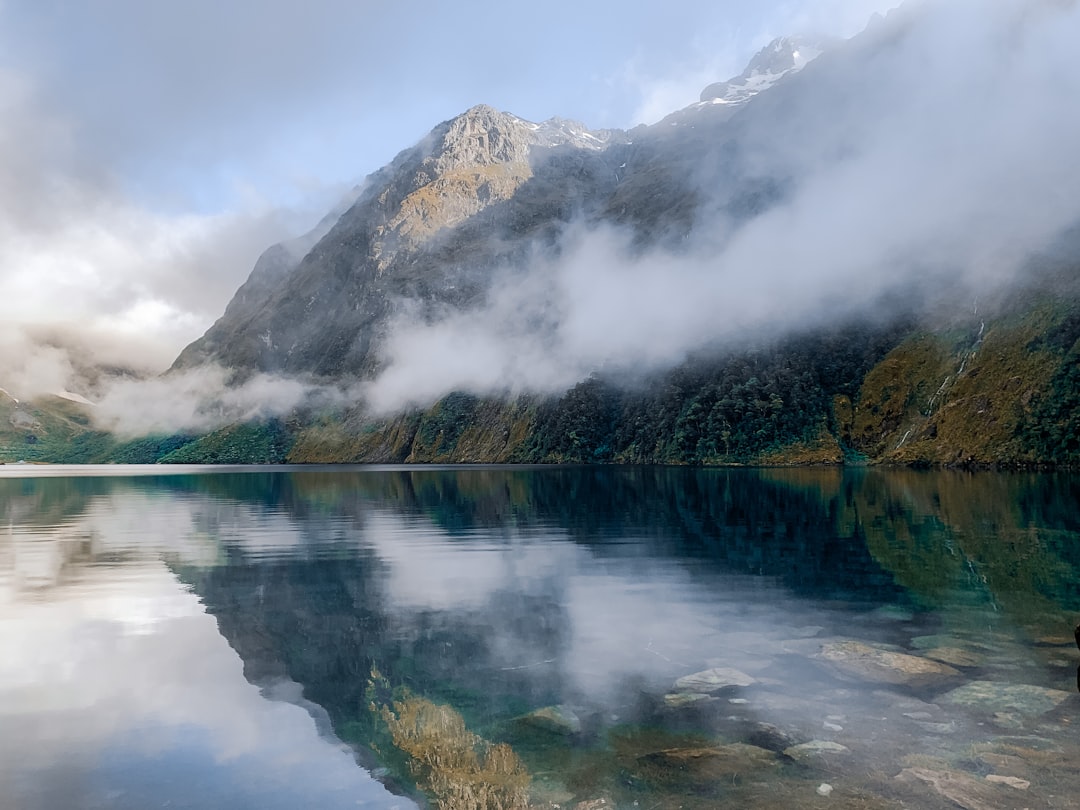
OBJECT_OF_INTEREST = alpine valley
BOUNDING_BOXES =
[5,2,1080,468]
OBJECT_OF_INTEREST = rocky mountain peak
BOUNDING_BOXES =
[431,104,537,173]
[699,34,835,106]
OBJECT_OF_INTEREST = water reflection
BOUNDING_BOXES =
[0,471,414,810]
[3,466,1080,810]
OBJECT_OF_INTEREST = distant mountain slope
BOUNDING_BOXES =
[7,1,1080,469]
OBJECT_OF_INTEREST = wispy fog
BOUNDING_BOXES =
[92,365,356,437]
[365,0,1080,412]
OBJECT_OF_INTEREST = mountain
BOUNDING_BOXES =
[8,1,1080,468]
[173,106,628,378]
[172,27,880,382]
[698,35,836,107]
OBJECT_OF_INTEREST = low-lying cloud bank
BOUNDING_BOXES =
[91,366,359,438]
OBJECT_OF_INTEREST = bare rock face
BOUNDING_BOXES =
[173,103,629,378]
[816,641,962,690]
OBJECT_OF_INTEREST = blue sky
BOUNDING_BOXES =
[0,0,896,382]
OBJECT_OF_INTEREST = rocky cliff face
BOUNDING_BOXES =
[174,23,874,383]
[174,105,628,378]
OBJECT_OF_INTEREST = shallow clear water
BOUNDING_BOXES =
[2,465,1079,809]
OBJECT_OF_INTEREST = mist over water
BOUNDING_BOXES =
[4,465,1080,808]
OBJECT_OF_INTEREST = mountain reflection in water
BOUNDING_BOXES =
[3,465,1079,810]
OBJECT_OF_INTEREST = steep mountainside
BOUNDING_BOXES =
[173,107,627,378]
[173,23,911,383]
[7,2,1080,468]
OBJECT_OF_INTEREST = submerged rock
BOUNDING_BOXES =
[895,767,1008,810]
[817,641,962,690]
[783,740,850,763]
[985,774,1031,790]
[941,681,1072,718]
[673,667,757,694]
[662,692,714,709]
[920,646,985,668]
[910,634,994,652]
[743,721,803,753]
[992,711,1026,730]
[518,704,582,735]
[636,744,780,787]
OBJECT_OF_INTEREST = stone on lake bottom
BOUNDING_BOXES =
[985,774,1030,790]
[942,681,1072,718]
[992,711,1026,730]
[673,667,757,694]
[921,646,985,668]
[662,692,713,709]
[518,704,582,735]
[783,740,850,762]
[636,744,779,787]
[913,720,957,735]
[817,641,962,689]
[895,767,1008,810]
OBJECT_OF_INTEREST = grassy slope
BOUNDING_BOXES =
[852,298,1076,466]
[0,395,113,463]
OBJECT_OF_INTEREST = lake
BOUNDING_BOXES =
[2,465,1079,810]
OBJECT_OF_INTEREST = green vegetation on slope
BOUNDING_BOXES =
[6,288,1080,469]
[157,420,295,464]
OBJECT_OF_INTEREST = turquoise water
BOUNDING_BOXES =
[2,465,1079,809]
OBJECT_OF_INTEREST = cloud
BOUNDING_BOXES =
[0,56,343,396]
[366,0,1080,413]
[623,0,900,124]
[90,364,349,437]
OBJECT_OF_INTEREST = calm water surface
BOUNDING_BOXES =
[2,465,1079,810]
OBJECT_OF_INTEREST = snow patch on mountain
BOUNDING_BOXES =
[698,36,833,108]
